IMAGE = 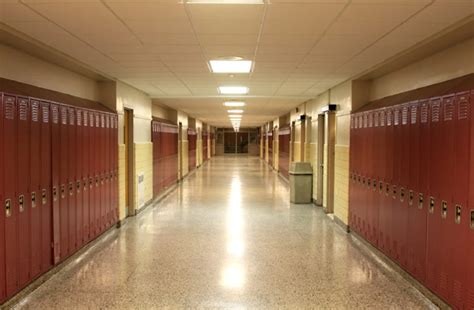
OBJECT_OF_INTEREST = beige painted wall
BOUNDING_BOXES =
[0,44,100,101]
[118,145,126,220]
[369,37,474,101]
[134,143,153,211]
[178,111,189,178]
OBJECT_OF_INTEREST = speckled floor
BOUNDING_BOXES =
[13,156,436,309]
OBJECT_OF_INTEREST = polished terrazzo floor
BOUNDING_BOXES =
[14,156,436,309]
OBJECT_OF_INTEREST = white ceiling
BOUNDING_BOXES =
[1,0,473,127]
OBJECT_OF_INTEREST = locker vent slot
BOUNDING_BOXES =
[52,106,59,124]
[458,97,469,120]
[441,201,447,219]
[455,205,461,224]
[77,110,82,126]
[61,109,67,124]
[402,107,408,125]
[374,112,379,127]
[418,193,423,209]
[31,101,39,122]
[380,111,386,126]
[394,109,400,125]
[42,104,49,123]
[431,102,440,122]
[387,110,393,126]
[19,99,28,120]
[96,115,100,127]
[368,113,373,127]
[429,197,435,214]
[69,110,75,125]
[84,111,88,126]
[470,210,474,229]
[5,97,15,119]
[443,102,454,121]
[421,104,428,123]
[410,106,417,124]
[90,114,94,127]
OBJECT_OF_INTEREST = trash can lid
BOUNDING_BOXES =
[289,162,313,175]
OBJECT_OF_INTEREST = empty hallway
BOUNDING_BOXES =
[15,157,435,309]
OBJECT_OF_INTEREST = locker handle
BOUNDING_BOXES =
[61,185,65,199]
[429,197,435,214]
[379,181,383,193]
[42,189,47,205]
[19,195,25,213]
[372,180,377,191]
[418,193,423,210]
[69,182,74,196]
[89,178,93,189]
[385,183,390,196]
[31,192,37,209]
[53,187,58,201]
[76,181,81,193]
[392,186,397,199]
[5,199,12,217]
[367,179,370,188]
[400,188,405,202]
[408,190,414,206]
[441,201,447,219]
[83,180,87,191]
[455,205,461,224]
[95,177,99,187]
[470,210,474,229]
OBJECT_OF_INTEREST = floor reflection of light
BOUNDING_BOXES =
[221,264,245,289]
[227,239,244,258]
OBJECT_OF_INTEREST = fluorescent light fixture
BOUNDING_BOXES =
[218,86,248,95]
[227,109,243,113]
[224,101,246,107]
[209,60,252,73]
[188,0,263,4]
[229,115,242,118]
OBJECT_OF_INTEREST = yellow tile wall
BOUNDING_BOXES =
[293,142,301,162]
[118,144,126,220]
[134,142,153,211]
[323,143,328,209]
[181,140,189,176]
[334,145,350,224]
[274,139,279,170]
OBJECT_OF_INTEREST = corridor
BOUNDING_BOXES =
[14,157,435,309]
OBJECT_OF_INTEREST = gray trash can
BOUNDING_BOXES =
[289,162,313,204]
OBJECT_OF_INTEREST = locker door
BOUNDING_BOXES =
[426,97,442,294]
[382,108,394,257]
[465,90,474,310]
[75,109,83,248]
[89,112,96,239]
[50,104,61,264]
[447,92,470,308]
[3,95,19,296]
[0,93,5,304]
[377,109,387,251]
[39,101,52,272]
[17,97,31,288]
[416,99,430,284]
[59,105,69,259]
[67,108,76,253]
[30,100,42,279]
[94,113,101,237]
[100,113,105,232]
[105,115,111,227]
[82,111,90,243]
[398,103,410,268]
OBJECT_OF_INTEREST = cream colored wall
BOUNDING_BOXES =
[369,37,474,101]
[178,111,189,177]
[134,143,153,211]
[151,100,177,123]
[0,44,100,101]
[196,120,202,166]
[118,144,126,220]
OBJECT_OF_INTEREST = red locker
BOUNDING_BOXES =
[377,109,387,252]
[105,115,110,227]
[59,104,69,259]
[29,100,42,279]
[465,90,474,310]
[382,107,394,257]
[100,113,106,232]
[0,93,6,303]
[50,104,61,264]
[39,101,52,272]
[94,112,101,237]
[398,103,410,268]
[426,96,443,294]
[3,94,19,296]
[75,109,83,248]
[89,112,96,238]
[82,110,90,242]
[114,115,119,222]
[446,92,470,308]
[17,97,31,288]
[67,107,77,252]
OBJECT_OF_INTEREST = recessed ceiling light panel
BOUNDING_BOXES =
[218,86,249,95]
[228,114,242,118]
[227,109,243,113]
[209,60,252,73]
[188,0,263,4]
[224,101,246,107]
